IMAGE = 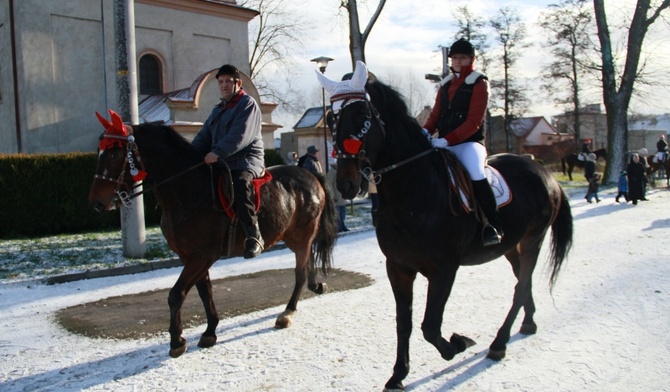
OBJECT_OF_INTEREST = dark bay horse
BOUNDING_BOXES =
[88,110,338,358]
[645,154,670,187]
[318,62,573,391]
[561,148,607,180]
[561,148,607,181]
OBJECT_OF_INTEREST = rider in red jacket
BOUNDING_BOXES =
[423,38,502,246]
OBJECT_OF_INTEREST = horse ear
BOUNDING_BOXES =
[95,111,113,131]
[350,61,368,90]
[109,109,130,136]
[316,70,339,96]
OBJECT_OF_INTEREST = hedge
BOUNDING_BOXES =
[0,150,283,239]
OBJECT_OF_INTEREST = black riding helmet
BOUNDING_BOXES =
[215,64,240,80]
[448,38,475,57]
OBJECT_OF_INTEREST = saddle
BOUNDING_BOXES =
[216,171,273,219]
[449,165,512,213]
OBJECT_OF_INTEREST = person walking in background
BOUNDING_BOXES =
[326,162,349,233]
[191,64,265,259]
[615,170,629,203]
[299,145,323,175]
[627,153,647,205]
[583,153,599,203]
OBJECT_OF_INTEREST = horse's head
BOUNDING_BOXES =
[317,61,430,199]
[88,109,145,212]
[317,61,385,199]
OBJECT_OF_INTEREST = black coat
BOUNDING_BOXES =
[627,160,646,201]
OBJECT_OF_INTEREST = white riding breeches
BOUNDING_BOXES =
[444,142,488,181]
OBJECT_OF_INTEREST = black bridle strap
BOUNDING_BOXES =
[124,161,206,201]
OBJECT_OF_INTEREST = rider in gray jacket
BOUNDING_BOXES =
[191,64,265,258]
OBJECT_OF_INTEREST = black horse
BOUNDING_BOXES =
[89,110,338,358]
[561,148,607,180]
[318,62,573,391]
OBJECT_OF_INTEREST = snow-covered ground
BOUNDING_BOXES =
[1,187,669,392]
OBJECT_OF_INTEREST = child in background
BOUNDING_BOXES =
[615,170,629,203]
[585,172,601,203]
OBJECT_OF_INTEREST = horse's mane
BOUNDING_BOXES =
[366,80,423,133]
[137,122,203,162]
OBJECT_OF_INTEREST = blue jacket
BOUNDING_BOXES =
[618,174,628,192]
[191,90,265,177]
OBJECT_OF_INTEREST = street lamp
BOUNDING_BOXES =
[311,56,334,173]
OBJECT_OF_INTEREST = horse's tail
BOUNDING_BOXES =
[312,172,338,276]
[548,188,573,289]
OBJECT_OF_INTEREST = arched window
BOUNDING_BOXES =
[139,54,162,94]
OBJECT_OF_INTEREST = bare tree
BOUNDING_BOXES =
[538,0,596,149]
[452,5,491,74]
[489,6,530,152]
[382,69,432,117]
[341,0,386,68]
[240,0,311,114]
[593,0,670,182]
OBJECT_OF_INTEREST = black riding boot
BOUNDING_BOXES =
[471,179,503,246]
[243,221,264,259]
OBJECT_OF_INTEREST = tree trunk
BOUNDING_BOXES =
[343,0,386,69]
[594,0,670,183]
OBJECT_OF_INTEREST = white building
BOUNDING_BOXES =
[0,0,280,154]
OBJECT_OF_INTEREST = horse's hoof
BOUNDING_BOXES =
[487,348,506,361]
[383,378,405,391]
[520,323,537,335]
[309,282,328,294]
[275,315,292,329]
[450,333,476,353]
[197,335,217,348]
[169,342,188,358]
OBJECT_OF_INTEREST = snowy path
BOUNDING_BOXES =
[1,188,669,391]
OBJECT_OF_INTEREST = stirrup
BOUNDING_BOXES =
[482,225,502,247]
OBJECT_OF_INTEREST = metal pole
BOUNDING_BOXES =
[115,0,145,258]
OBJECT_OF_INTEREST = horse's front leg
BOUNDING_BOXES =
[275,247,309,329]
[195,271,219,349]
[421,266,475,362]
[383,260,417,392]
[167,262,210,358]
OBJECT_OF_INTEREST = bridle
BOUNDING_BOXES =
[331,91,434,184]
[94,130,204,206]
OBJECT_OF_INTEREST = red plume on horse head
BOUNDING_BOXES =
[95,109,133,151]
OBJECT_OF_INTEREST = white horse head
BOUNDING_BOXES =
[316,61,369,112]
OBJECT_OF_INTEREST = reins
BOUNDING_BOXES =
[342,98,435,184]
[127,161,206,202]
[339,95,468,218]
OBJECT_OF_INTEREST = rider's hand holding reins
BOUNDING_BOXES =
[204,152,220,165]
[432,137,449,149]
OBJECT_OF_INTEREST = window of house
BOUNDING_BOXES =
[139,55,162,94]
